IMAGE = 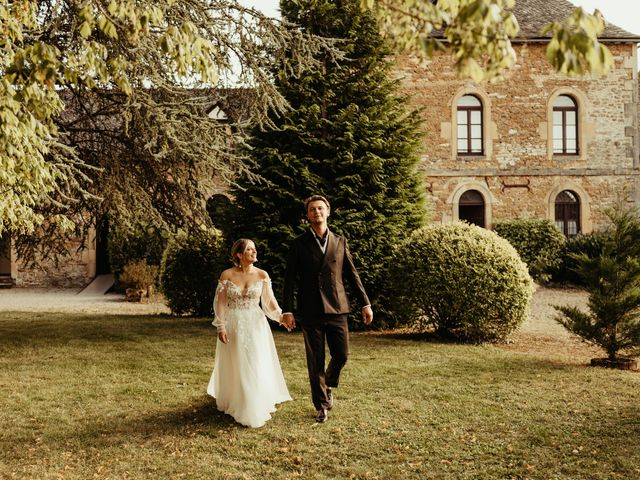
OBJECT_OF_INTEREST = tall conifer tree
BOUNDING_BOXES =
[231,0,428,325]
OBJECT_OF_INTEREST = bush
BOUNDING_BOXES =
[390,222,533,343]
[108,225,168,280]
[160,228,225,316]
[493,218,565,283]
[551,232,607,286]
[119,260,159,290]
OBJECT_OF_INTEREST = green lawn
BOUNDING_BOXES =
[0,312,638,479]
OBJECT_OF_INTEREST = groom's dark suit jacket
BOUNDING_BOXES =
[283,230,370,317]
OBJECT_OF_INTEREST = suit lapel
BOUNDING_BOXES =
[321,231,336,268]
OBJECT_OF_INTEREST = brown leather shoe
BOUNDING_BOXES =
[315,408,328,423]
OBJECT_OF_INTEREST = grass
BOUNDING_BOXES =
[0,312,639,479]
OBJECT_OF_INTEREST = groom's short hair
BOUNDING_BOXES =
[304,195,330,211]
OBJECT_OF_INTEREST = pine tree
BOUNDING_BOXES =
[230,0,429,326]
[555,208,640,363]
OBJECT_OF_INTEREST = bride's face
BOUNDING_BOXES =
[239,241,258,265]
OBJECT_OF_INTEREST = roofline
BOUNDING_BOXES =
[512,37,640,43]
[430,36,640,44]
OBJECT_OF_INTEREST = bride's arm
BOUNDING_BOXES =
[212,280,228,335]
[260,275,283,324]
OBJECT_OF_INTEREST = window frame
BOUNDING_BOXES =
[554,190,581,237]
[552,95,579,156]
[456,95,484,156]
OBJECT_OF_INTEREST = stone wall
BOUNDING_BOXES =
[397,42,640,231]
[13,233,96,289]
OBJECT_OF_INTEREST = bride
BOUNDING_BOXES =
[207,238,292,428]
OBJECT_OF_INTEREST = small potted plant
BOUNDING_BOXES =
[119,260,159,303]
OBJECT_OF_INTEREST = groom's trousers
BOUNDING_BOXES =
[300,314,349,410]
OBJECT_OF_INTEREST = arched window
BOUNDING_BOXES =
[555,190,580,236]
[553,95,578,155]
[457,95,483,155]
[459,190,485,228]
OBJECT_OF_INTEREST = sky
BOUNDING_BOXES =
[568,0,640,37]
[241,0,640,38]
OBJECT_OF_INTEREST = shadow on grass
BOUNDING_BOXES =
[123,395,238,433]
[0,313,211,349]
[75,395,257,450]
[356,330,589,375]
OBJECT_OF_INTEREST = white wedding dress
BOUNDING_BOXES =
[207,277,291,428]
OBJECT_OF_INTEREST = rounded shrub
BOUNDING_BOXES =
[119,260,159,290]
[493,218,565,283]
[390,222,533,343]
[160,228,225,316]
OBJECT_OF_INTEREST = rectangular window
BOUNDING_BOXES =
[553,96,579,155]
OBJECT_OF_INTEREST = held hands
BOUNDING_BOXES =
[281,313,296,332]
[362,305,373,325]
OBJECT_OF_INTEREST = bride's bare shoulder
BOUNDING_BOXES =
[256,268,270,280]
[219,268,235,281]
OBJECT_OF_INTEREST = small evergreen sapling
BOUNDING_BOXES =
[555,209,640,365]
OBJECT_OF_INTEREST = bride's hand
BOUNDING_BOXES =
[218,331,229,344]
[281,313,295,331]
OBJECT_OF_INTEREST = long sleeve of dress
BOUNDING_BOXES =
[261,277,283,324]
[212,280,228,333]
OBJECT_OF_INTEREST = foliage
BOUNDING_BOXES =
[159,228,225,316]
[494,218,566,283]
[3,0,618,268]
[229,0,429,327]
[1,0,212,235]
[1,0,337,251]
[541,4,614,76]
[550,232,607,286]
[555,209,640,360]
[391,222,533,342]
[363,0,614,82]
[119,260,159,290]
[108,224,168,280]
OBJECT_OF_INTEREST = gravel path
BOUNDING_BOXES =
[0,288,170,315]
[0,285,586,333]
[520,285,587,338]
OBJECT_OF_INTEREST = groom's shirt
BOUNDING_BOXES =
[313,228,329,254]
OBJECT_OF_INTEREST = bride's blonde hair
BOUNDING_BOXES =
[230,238,253,267]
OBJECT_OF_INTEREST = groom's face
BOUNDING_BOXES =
[307,200,330,225]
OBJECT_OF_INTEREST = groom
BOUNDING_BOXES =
[282,195,373,423]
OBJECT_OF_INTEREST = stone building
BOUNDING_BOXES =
[398,0,640,235]
[2,0,639,288]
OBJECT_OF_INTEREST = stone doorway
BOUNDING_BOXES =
[95,217,111,275]
[0,236,13,287]
[458,190,486,228]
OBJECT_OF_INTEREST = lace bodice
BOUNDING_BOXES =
[225,280,263,310]
[212,277,283,332]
